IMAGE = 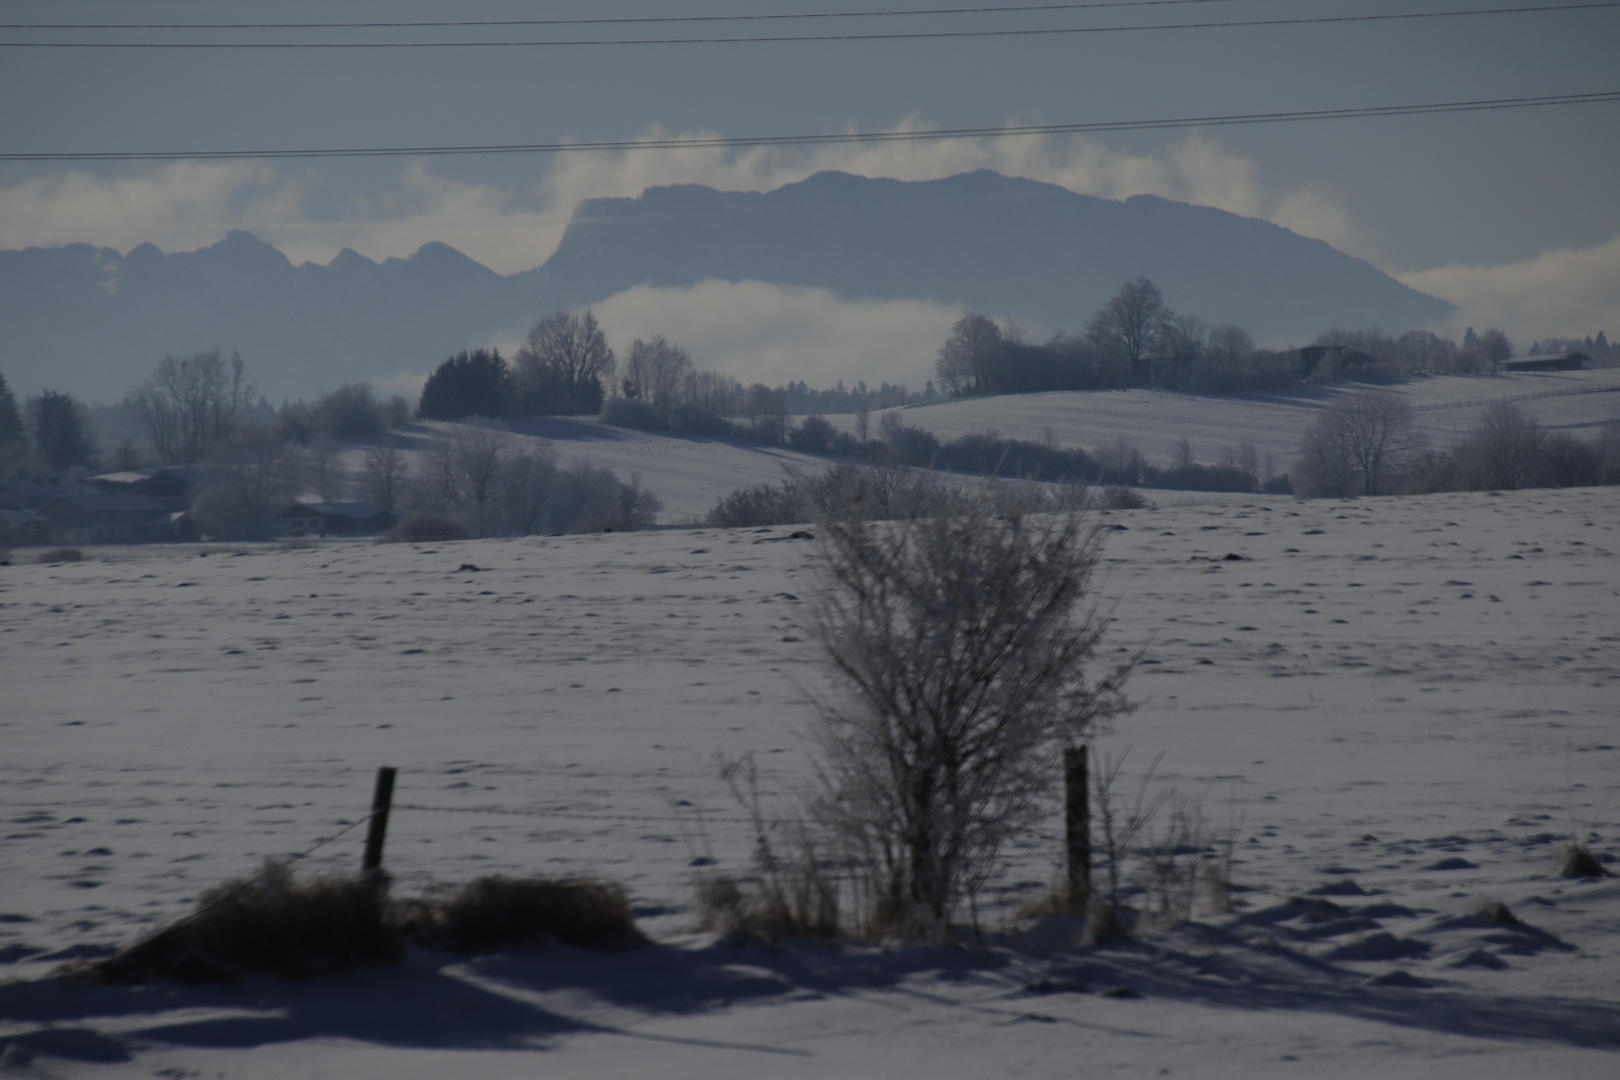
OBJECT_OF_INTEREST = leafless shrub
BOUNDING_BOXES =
[1094,485,1148,510]
[35,547,84,564]
[805,485,1133,943]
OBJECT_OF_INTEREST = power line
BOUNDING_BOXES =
[4,91,1615,162]
[2,2,1614,47]
[0,1,1247,31]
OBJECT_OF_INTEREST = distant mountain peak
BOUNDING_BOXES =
[1,171,1451,399]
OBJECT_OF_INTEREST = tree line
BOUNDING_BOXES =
[1291,392,1620,498]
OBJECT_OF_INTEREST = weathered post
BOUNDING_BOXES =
[1064,745,1090,912]
[361,766,397,874]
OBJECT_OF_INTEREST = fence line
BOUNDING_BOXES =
[393,801,746,826]
[1413,379,1620,411]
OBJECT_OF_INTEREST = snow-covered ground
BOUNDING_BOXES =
[3,483,1617,1077]
[336,371,1620,526]
[854,369,1620,475]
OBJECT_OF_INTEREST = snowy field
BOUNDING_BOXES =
[330,371,1620,527]
[858,369,1620,476]
[2,484,1618,1077]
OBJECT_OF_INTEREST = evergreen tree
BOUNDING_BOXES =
[0,373,23,449]
[417,350,511,420]
[29,390,96,471]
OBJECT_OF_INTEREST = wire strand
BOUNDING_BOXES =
[2,3,1614,47]
[0,1,1247,31]
[5,91,1615,162]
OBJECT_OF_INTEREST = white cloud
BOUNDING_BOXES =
[1397,236,1620,345]
[594,279,959,390]
[0,162,283,253]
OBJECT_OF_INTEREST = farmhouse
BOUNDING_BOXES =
[275,502,398,537]
[0,477,92,511]
[1505,351,1588,372]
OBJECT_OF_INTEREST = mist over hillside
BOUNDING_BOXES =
[0,170,1451,400]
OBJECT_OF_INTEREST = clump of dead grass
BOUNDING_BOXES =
[407,875,642,953]
[81,859,398,984]
[74,863,641,985]
[1555,842,1610,879]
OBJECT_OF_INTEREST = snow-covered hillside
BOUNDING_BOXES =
[2,486,1616,1077]
[856,369,1620,475]
[338,371,1620,526]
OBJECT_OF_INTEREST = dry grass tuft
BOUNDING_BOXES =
[1555,842,1610,879]
[1474,898,1521,926]
[415,876,642,953]
[80,860,399,985]
[691,863,840,944]
[73,864,641,985]
[35,547,84,564]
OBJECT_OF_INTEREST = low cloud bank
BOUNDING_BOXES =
[594,280,956,391]
[1398,236,1620,346]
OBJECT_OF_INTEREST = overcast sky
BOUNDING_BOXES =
[2,0,1617,385]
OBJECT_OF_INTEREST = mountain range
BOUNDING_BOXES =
[0,169,1451,400]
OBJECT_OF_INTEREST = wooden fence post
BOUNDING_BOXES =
[1064,745,1090,913]
[361,766,397,874]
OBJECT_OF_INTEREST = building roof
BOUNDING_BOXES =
[42,491,169,515]
[1509,351,1589,365]
[0,477,92,500]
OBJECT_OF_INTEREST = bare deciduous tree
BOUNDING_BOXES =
[192,424,299,540]
[935,314,1003,396]
[1455,400,1545,490]
[1087,277,1171,382]
[1293,392,1424,497]
[129,349,255,464]
[620,336,694,409]
[805,485,1134,942]
[513,310,616,414]
[358,443,407,511]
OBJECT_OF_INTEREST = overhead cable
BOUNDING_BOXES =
[0,1,1248,31]
[4,91,1615,162]
[1,2,1615,47]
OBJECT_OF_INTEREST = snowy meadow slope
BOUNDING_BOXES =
[339,370,1620,527]
[2,485,1617,1077]
[858,369,1620,477]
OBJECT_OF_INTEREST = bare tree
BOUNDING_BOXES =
[805,484,1134,942]
[129,349,255,464]
[1293,392,1424,497]
[499,448,559,535]
[620,336,694,409]
[935,314,1003,396]
[446,418,515,533]
[1456,400,1545,490]
[513,310,616,414]
[191,424,299,540]
[1206,324,1254,369]
[1161,314,1208,366]
[358,443,407,511]
[1087,277,1171,383]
